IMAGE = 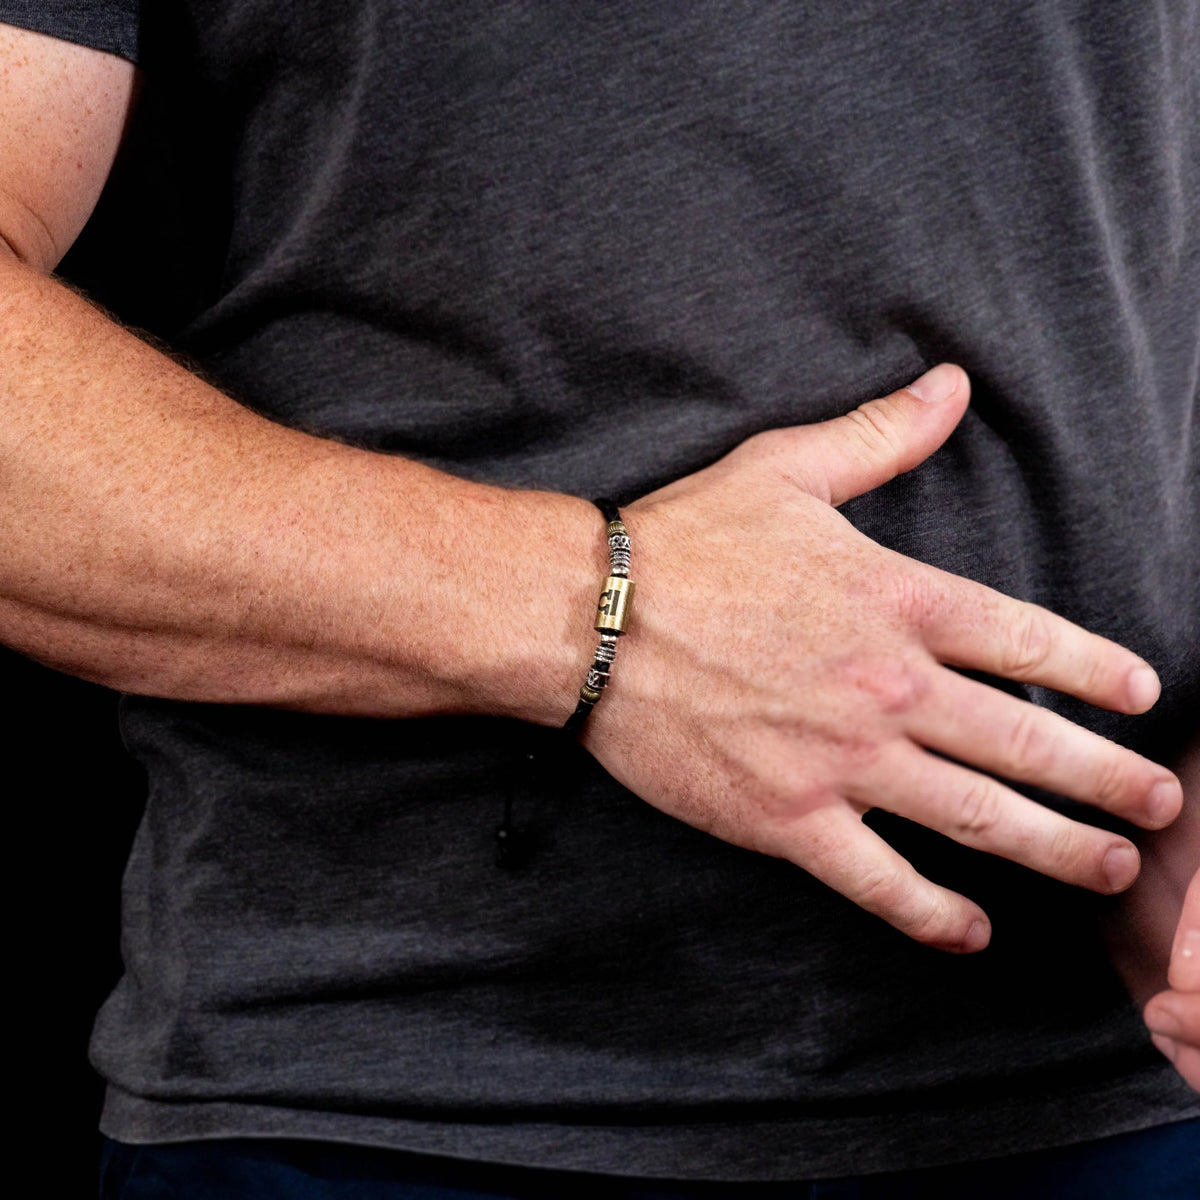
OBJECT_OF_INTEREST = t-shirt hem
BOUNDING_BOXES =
[0,4,140,64]
[100,1066,1200,1182]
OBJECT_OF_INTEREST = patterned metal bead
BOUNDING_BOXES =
[566,504,634,734]
[608,532,632,577]
[594,642,617,664]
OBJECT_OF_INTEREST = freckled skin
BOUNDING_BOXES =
[577,418,1181,955]
[0,26,130,262]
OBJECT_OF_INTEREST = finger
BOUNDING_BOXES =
[1145,990,1200,1058]
[854,743,1142,894]
[786,363,970,507]
[920,571,1162,715]
[779,804,991,952]
[1149,1035,1200,1091]
[1168,872,1200,992]
[908,670,1182,830]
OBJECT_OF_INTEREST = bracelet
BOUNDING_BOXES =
[563,498,635,737]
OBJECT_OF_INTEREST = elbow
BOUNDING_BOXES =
[0,193,62,274]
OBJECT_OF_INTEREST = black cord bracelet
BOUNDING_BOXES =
[563,498,634,737]
[498,500,634,866]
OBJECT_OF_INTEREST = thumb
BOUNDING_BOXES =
[793,363,970,506]
[1167,870,1200,993]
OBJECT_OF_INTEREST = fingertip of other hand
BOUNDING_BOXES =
[1149,1032,1180,1064]
[1169,928,1200,992]
[1144,991,1190,1041]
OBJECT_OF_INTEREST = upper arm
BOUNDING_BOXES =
[0,22,137,271]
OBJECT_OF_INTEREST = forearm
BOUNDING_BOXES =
[0,250,599,722]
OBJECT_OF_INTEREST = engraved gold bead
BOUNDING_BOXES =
[594,576,635,633]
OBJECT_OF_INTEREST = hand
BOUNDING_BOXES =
[1131,735,1200,1090]
[1145,870,1200,1089]
[1105,733,1198,1089]
[586,364,1182,951]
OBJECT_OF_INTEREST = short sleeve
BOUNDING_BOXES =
[0,1,140,64]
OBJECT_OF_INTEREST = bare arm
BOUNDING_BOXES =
[0,23,132,266]
[0,245,605,721]
[0,25,602,724]
[1,24,1184,954]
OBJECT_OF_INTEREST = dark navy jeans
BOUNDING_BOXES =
[100,1118,1200,1199]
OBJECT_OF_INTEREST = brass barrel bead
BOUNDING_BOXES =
[595,576,635,633]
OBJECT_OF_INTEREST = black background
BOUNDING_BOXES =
[7,647,144,1190]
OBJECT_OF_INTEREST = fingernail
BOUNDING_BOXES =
[1126,665,1160,712]
[1146,779,1182,827]
[1102,844,1139,892]
[907,363,959,404]
[1150,1033,1180,1063]
[961,919,991,953]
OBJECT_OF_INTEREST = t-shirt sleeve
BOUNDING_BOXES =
[0,1,140,64]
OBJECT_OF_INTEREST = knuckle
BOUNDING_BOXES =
[842,404,908,465]
[904,894,958,946]
[1046,824,1098,882]
[1091,753,1132,809]
[742,428,823,494]
[770,778,841,826]
[742,426,792,462]
[891,569,942,631]
[954,779,1004,840]
[1005,709,1055,776]
[1078,650,1116,701]
[807,728,886,778]
[855,864,909,916]
[999,607,1054,679]
[855,863,961,946]
[831,655,929,717]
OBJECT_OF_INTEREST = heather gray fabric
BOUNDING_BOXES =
[7,0,1200,1181]
[0,0,138,60]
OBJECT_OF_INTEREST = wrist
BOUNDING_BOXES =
[399,477,605,727]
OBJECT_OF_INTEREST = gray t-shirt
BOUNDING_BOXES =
[5,0,1199,1181]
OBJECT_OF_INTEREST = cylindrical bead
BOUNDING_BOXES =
[594,576,635,633]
